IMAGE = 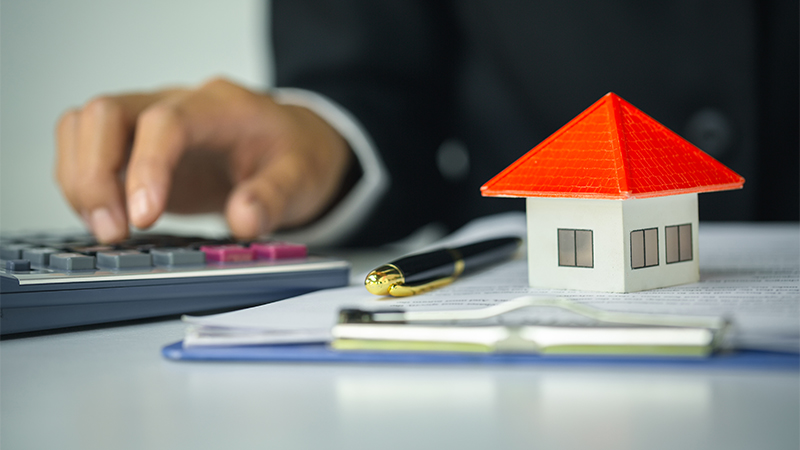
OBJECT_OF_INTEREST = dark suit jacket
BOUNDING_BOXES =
[272,0,798,246]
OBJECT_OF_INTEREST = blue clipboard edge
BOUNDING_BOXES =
[162,341,800,370]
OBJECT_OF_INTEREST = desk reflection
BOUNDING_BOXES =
[330,367,717,450]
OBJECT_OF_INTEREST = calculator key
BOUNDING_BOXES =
[117,241,158,253]
[126,233,172,242]
[151,248,206,266]
[50,253,96,271]
[187,238,236,250]
[23,247,60,266]
[55,239,97,251]
[156,237,191,247]
[67,245,118,256]
[251,242,307,260]
[96,251,152,269]
[5,259,31,272]
[200,245,255,262]
[29,236,74,247]
[0,243,34,260]
[136,244,159,253]
[117,238,152,248]
[15,234,52,245]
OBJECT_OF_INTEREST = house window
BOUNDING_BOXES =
[666,224,693,263]
[631,228,659,269]
[558,229,593,268]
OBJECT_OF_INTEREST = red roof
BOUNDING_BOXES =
[481,93,744,199]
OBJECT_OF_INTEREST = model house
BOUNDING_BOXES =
[481,93,744,293]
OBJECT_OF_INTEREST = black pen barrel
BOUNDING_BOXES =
[393,237,521,284]
[458,237,522,274]
[393,250,457,285]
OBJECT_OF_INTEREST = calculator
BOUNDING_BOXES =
[0,232,350,335]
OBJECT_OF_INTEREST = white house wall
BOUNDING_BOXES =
[525,194,699,293]
[621,194,699,292]
[526,197,626,292]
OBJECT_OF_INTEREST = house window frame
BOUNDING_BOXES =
[630,227,659,269]
[665,223,693,264]
[557,228,594,268]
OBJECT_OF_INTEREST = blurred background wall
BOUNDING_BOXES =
[0,0,270,235]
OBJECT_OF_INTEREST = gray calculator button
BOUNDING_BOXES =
[5,259,31,271]
[96,251,152,269]
[50,253,96,271]
[68,245,116,256]
[1,244,33,260]
[151,248,205,266]
[23,247,60,266]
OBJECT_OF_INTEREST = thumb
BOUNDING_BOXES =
[225,188,270,240]
[224,151,312,240]
[224,103,353,240]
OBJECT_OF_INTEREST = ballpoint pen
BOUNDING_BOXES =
[364,236,522,297]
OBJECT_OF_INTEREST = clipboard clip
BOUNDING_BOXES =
[334,296,733,357]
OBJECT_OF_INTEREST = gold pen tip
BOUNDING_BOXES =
[364,264,403,295]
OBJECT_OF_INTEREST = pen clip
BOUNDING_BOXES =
[387,276,457,297]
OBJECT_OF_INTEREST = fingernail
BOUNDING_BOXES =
[246,195,270,236]
[90,207,120,242]
[129,188,152,224]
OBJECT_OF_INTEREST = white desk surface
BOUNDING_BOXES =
[2,224,798,450]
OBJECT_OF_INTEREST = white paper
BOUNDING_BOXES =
[183,212,529,346]
[184,220,799,352]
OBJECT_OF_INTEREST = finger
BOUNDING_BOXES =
[224,103,353,240]
[55,108,82,217]
[225,151,320,239]
[73,94,162,242]
[125,79,270,229]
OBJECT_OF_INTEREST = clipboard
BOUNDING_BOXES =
[163,297,799,369]
[161,341,799,369]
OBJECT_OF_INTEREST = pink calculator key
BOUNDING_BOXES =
[251,242,307,260]
[200,245,254,262]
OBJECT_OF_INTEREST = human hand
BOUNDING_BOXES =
[55,78,353,243]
